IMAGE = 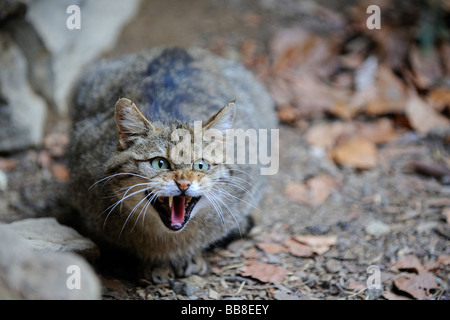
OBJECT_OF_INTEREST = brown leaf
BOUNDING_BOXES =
[395,255,425,273]
[356,118,398,145]
[409,45,443,89]
[284,238,314,257]
[284,175,337,207]
[51,163,70,181]
[307,174,337,207]
[0,157,17,171]
[240,260,287,284]
[256,242,286,254]
[443,207,450,223]
[293,235,337,255]
[382,290,413,300]
[405,95,450,135]
[365,65,408,115]
[284,182,309,205]
[330,137,378,169]
[305,121,349,148]
[394,273,438,300]
[277,105,300,123]
[428,87,450,112]
[436,255,450,266]
[347,281,366,291]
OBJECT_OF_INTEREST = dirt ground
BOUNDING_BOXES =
[0,0,449,300]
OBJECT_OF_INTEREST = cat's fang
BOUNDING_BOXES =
[168,196,173,208]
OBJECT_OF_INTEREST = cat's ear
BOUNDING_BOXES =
[203,101,236,133]
[115,98,154,149]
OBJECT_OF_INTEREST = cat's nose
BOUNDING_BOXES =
[175,179,191,192]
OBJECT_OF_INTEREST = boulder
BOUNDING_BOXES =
[0,223,101,299]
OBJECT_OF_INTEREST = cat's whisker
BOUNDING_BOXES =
[119,188,154,239]
[204,188,242,237]
[211,186,262,214]
[213,178,258,205]
[138,188,163,230]
[203,190,226,231]
[100,186,148,230]
[89,172,151,190]
[228,168,256,181]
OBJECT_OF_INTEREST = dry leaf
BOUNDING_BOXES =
[277,105,300,123]
[51,163,70,181]
[307,174,337,207]
[305,121,349,148]
[284,182,309,205]
[405,95,450,135]
[240,260,287,284]
[330,137,378,169]
[428,87,450,112]
[285,175,337,207]
[356,118,398,145]
[395,255,425,273]
[347,281,366,291]
[0,157,17,171]
[256,242,286,254]
[436,255,450,266]
[409,45,443,89]
[365,65,407,115]
[382,290,413,300]
[394,273,438,300]
[293,235,337,255]
[442,208,450,225]
[284,238,314,257]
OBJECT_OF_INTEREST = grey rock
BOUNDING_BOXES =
[25,0,142,116]
[325,258,341,273]
[0,224,101,299]
[8,217,99,261]
[0,33,47,152]
[365,220,391,236]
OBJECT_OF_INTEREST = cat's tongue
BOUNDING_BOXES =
[169,196,185,229]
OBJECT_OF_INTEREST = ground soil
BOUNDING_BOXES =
[0,0,448,300]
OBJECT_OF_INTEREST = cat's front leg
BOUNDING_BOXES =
[172,253,207,278]
[141,253,207,283]
[141,260,175,284]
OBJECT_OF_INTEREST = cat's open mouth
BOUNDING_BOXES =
[150,194,201,231]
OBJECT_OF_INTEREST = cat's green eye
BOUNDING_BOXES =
[150,157,170,170]
[193,159,210,171]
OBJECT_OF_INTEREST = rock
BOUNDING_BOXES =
[8,217,99,261]
[0,224,101,299]
[325,258,342,273]
[0,0,141,152]
[25,0,142,116]
[0,33,47,152]
[365,220,391,236]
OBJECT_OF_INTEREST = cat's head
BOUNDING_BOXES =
[104,97,236,232]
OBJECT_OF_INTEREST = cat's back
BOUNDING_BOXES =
[72,47,276,130]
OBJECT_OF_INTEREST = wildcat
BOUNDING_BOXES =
[68,47,276,283]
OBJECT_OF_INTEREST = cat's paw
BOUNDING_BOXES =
[141,263,175,284]
[172,254,207,278]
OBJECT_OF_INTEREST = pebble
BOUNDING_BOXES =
[0,225,101,299]
[365,220,391,236]
[8,217,100,261]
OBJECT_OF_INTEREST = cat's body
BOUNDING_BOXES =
[69,47,276,282]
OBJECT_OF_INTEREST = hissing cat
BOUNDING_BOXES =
[69,47,276,283]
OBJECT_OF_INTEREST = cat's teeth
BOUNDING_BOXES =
[186,196,192,207]
[168,196,173,208]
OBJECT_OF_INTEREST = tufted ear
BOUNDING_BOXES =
[203,101,236,133]
[115,98,154,149]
